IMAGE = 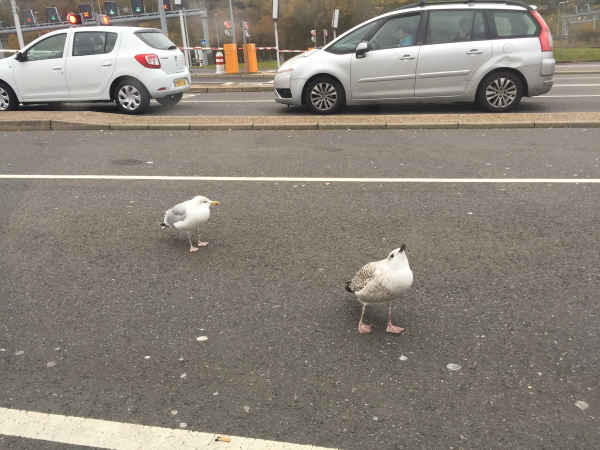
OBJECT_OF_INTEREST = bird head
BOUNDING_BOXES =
[194,196,220,206]
[386,244,409,269]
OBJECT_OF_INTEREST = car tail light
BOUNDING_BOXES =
[530,10,553,52]
[135,54,161,69]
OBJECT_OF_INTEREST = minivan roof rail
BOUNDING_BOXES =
[394,0,533,12]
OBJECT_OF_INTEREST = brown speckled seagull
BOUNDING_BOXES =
[345,245,413,334]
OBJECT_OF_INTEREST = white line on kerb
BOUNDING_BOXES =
[0,407,333,450]
[0,175,599,183]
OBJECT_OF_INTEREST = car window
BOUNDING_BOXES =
[426,10,478,44]
[135,31,178,50]
[326,20,379,54]
[369,13,421,49]
[73,32,118,56]
[488,10,538,37]
[25,33,67,61]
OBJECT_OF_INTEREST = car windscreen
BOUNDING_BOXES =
[134,31,179,50]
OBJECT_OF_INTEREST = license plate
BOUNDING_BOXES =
[174,78,187,87]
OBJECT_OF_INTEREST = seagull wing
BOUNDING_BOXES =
[347,261,378,293]
[163,203,187,228]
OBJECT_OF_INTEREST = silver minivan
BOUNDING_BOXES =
[274,1,555,114]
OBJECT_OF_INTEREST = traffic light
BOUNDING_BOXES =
[46,7,60,23]
[104,1,118,17]
[163,0,171,12]
[131,0,145,15]
[224,21,232,37]
[95,14,110,25]
[310,29,316,43]
[241,21,250,38]
[21,10,35,26]
[79,4,93,21]
[67,13,83,25]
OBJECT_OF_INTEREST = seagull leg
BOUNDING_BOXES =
[358,305,371,334]
[197,228,209,247]
[188,232,199,253]
[386,302,404,334]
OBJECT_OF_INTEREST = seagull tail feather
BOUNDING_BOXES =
[344,281,354,293]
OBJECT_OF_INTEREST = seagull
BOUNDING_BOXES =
[160,196,220,252]
[345,245,413,334]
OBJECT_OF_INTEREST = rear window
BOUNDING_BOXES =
[134,31,179,50]
[487,10,539,37]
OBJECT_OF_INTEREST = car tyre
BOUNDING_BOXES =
[477,72,523,113]
[114,79,151,115]
[304,77,344,115]
[0,82,19,112]
[155,93,183,107]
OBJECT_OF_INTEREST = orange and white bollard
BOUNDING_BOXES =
[215,51,225,74]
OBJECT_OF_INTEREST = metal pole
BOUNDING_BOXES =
[10,0,24,49]
[214,14,220,49]
[228,0,236,45]
[158,0,168,36]
[200,10,210,66]
[179,10,190,66]
[273,19,280,68]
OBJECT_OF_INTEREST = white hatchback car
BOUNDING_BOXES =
[275,0,555,114]
[0,26,190,114]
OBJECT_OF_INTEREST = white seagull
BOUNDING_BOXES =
[160,196,220,252]
[345,244,413,334]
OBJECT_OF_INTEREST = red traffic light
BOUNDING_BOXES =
[67,13,83,24]
[223,21,232,29]
[96,14,110,25]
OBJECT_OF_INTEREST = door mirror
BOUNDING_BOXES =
[15,52,24,62]
[355,41,369,59]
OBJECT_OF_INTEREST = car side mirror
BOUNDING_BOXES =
[355,41,369,59]
[15,52,24,62]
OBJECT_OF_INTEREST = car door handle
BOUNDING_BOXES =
[466,50,483,55]
[52,66,61,70]
[102,62,112,67]
[399,55,415,60]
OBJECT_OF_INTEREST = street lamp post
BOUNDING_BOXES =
[227,0,236,45]
[9,0,24,49]
[558,2,566,38]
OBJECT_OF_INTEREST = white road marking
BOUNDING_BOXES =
[0,407,334,450]
[0,175,598,183]
[181,99,273,103]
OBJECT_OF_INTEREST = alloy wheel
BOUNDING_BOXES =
[309,82,338,112]
[485,78,518,108]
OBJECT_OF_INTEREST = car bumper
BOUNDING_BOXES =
[274,72,303,106]
[142,68,191,98]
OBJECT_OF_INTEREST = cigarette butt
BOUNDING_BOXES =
[215,436,231,442]
[325,182,331,185]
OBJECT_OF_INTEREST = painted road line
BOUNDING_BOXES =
[181,99,273,103]
[0,175,599,183]
[0,407,334,450]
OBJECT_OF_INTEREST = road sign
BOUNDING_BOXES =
[21,10,35,26]
[131,0,145,15]
[79,4,93,21]
[105,1,118,17]
[46,7,60,23]
[201,39,207,46]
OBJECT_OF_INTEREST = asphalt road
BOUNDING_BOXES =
[0,129,599,449]
[12,73,600,117]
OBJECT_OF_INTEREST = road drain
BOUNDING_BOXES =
[112,159,143,165]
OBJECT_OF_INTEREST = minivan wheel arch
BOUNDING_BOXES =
[301,74,346,107]
[478,68,529,98]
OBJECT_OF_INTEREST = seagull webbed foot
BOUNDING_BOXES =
[386,324,405,334]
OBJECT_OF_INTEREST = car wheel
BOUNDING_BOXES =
[114,79,150,115]
[0,82,19,112]
[477,72,523,113]
[304,77,344,115]
[155,93,183,107]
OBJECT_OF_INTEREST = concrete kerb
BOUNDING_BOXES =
[2,118,600,132]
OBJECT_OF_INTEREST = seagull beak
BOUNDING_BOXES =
[400,244,406,253]
[211,201,220,205]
